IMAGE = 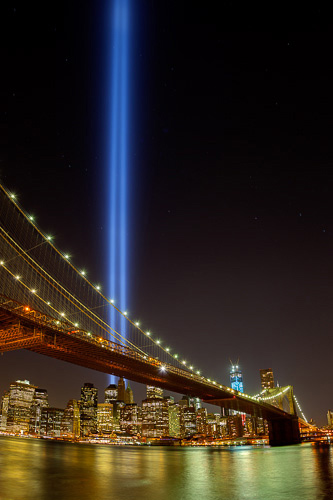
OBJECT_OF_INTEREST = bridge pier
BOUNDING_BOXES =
[267,416,301,446]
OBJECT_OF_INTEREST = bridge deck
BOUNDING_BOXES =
[0,297,294,422]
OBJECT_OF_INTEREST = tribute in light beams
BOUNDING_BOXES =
[108,0,131,383]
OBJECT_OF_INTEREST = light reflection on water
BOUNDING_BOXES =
[0,437,332,500]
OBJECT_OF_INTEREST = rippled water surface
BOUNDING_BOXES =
[0,437,332,500]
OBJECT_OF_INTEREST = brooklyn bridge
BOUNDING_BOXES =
[0,184,311,445]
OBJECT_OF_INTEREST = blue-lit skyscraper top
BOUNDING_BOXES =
[230,363,244,393]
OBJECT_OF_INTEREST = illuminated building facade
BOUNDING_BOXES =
[227,414,243,438]
[120,403,139,434]
[146,385,163,399]
[168,405,183,438]
[80,383,98,436]
[260,368,275,390]
[97,403,114,435]
[141,397,172,438]
[0,391,9,431]
[327,410,333,428]
[182,407,197,437]
[196,407,207,434]
[230,364,244,393]
[30,388,48,435]
[40,408,64,437]
[105,384,118,403]
[6,380,36,434]
[61,400,80,438]
[206,413,221,438]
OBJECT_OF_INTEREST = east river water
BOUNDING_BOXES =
[0,437,332,500]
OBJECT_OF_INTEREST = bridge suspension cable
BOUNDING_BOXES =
[0,183,199,373]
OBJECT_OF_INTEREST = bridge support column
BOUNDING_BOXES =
[268,416,301,446]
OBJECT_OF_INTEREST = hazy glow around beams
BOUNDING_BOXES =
[108,0,131,383]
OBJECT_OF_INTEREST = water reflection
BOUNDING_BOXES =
[0,438,332,500]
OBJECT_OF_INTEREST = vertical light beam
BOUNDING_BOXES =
[109,0,131,383]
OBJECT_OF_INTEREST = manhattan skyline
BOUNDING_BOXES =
[1,2,333,426]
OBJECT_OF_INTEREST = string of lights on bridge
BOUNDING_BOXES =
[0,188,308,420]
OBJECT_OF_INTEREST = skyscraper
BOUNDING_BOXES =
[105,384,118,403]
[125,383,134,404]
[61,400,80,438]
[80,383,98,436]
[30,388,49,435]
[6,380,36,434]
[117,377,126,402]
[230,363,244,393]
[260,368,275,390]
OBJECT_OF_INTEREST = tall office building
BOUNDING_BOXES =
[6,380,36,433]
[30,388,49,435]
[124,383,134,404]
[146,385,163,399]
[230,363,244,393]
[61,400,80,438]
[260,368,275,390]
[327,410,333,428]
[141,397,172,438]
[120,403,139,435]
[40,408,64,437]
[105,384,118,403]
[182,407,197,437]
[117,377,126,402]
[168,405,184,438]
[0,391,9,431]
[80,383,98,436]
[97,403,114,435]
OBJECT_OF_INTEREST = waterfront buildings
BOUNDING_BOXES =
[5,380,36,434]
[61,400,80,438]
[80,383,98,436]
[40,407,64,437]
[97,403,114,434]
[30,388,49,435]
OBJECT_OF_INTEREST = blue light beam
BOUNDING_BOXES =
[108,0,131,383]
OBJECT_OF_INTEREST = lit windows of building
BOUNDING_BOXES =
[61,400,80,438]
[30,388,49,435]
[141,397,172,438]
[230,363,244,393]
[40,407,64,437]
[146,385,163,399]
[6,380,36,434]
[105,384,118,403]
[227,414,243,438]
[327,410,333,428]
[260,368,275,390]
[80,383,98,436]
[97,403,114,435]
[168,405,184,438]
[120,403,139,435]
[0,391,9,431]
[206,413,221,438]
[196,407,207,435]
[182,407,197,437]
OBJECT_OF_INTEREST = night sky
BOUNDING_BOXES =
[1,2,332,425]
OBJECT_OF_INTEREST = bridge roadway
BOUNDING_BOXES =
[0,295,300,445]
